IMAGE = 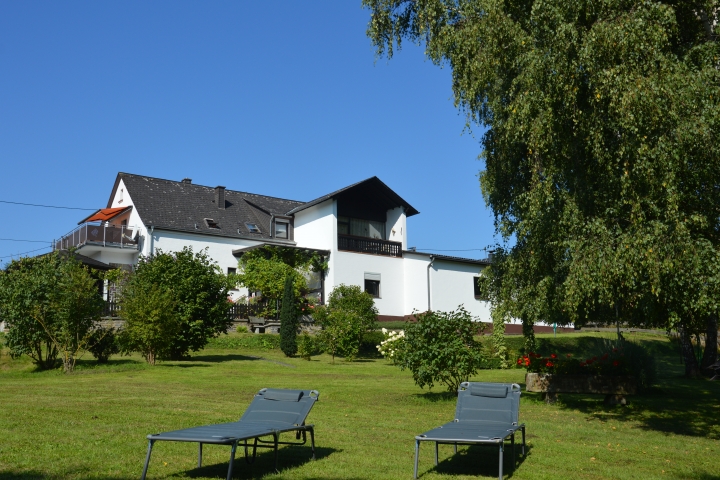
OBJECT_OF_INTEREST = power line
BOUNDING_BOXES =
[0,245,52,259]
[0,238,51,243]
[0,200,96,211]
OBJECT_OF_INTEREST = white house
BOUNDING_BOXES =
[53,173,492,322]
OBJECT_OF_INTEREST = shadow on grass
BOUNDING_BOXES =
[412,391,458,402]
[419,442,531,479]
[553,375,720,439]
[180,354,263,364]
[182,445,339,479]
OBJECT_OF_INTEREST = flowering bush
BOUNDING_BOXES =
[517,348,634,376]
[377,328,406,363]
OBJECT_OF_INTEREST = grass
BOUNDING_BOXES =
[0,332,719,479]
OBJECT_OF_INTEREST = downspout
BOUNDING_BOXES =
[149,225,155,257]
[269,214,275,238]
[427,255,435,312]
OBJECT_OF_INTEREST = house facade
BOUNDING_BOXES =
[53,173,492,322]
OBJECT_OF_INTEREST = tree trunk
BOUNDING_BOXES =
[679,323,701,377]
[521,316,536,354]
[701,314,718,370]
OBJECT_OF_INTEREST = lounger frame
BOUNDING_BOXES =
[413,382,525,480]
[140,388,319,480]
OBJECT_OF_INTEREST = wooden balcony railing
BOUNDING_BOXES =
[338,234,402,258]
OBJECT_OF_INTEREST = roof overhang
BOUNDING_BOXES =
[286,177,419,217]
[403,250,490,266]
[78,206,132,225]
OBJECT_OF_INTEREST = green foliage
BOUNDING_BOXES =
[87,327,120,364]
[236,246,326,319]
[0,252,103,371]
[297,331,322,360]
[235,324,249,334]
[396,307,485,392]
[279,275,299,357]
[118,283,178,365]
[314,284,379,363]
[365,1,720,376]
[121,247,234,360]
[206,333,280,350]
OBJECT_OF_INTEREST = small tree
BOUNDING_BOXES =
[0,252,103,371]
[314,284,378,363]
[279,274,299,357]
[397,307,484,393]
[118,283,178,365]
[122,247,234,360]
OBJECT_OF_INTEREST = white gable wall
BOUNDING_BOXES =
[386,206,407,250]
[429,259,491,321]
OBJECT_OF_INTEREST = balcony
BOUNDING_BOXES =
[338,234,402,258]
[54,223,139,252]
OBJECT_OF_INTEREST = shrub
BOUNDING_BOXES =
[235,325,249,334]
[0,252,103,371]
[119,247,234,360]
[396,307,485,392]
[118,284,178,365]
[377,328,406,363]
[279,275,299,357]
[297,332,322,360]
[87,327,119,364]
[314,284,378,363]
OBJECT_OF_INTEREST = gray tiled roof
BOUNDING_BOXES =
[112,173,304,241]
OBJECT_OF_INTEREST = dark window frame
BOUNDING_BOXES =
[274,222,288,239]
[205,218,220,229]
[365,279,381,298]
[473,276,488,300]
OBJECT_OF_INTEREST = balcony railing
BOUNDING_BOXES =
[54,223,139,251]
[338,234,402,258]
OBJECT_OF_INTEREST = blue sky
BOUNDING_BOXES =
[0,1,496,267]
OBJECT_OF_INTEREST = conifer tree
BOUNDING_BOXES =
[279,274,299,357]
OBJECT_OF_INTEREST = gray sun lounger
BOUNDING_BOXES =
[140,388,319,480]
[414,382,525,480]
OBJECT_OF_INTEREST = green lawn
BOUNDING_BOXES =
[0,332,718,479]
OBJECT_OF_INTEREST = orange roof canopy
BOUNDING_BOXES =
[79,207,131,224]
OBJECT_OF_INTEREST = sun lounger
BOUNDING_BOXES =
[140,388,319,480]
[414,382,525,480]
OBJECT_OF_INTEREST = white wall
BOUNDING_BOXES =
[403,253,431,314]
[293,199,336,251]
[331,251,406,316]
[429,259,491,321]
[386,206,407,250]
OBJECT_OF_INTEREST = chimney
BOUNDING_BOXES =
[215,186,226,209]
[181,178,192,184]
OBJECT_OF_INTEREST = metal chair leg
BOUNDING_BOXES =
[453,443,457,454]
[498,442,504,480]
[273,432,279,473]
[141,439,155,480]
[414,439,420,479]
[511,434,515,469]
[522,426,526,456]
[226,441,237,480]
[434,442,439,466]
[309,427,316,460]
[198,443,203,468]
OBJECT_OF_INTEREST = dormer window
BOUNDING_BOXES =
[274,222,288,239]
[205,218,220,229]
[245,222,261,234]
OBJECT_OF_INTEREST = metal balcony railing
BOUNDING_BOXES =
[54,223,139,251]
[338,234,402,258]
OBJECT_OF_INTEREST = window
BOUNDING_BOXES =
[274,222,288,239]
[205,218,220,229]
[245,222,261,234]
[473,276,488,300]
[338,216,385,239]
[364,272,381,298]
[227,268,238,290]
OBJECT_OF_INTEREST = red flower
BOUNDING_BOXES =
[566,353,572,358]
[524,359,530,367]
[546,361,554,367]
[517,358,523,365]
[579,361,586,367]
[551,353,558,359]
[586,359,593,365]
[613,360,620,367]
